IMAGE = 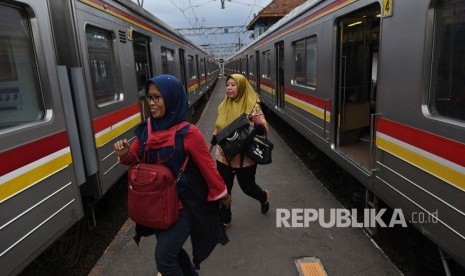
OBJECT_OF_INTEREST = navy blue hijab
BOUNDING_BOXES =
[135,74,189,144]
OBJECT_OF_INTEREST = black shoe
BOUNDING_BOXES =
[261,191,269,214]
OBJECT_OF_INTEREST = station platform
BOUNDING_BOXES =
[89,78,402,276]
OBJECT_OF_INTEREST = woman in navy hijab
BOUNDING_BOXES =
[114,75,230,275]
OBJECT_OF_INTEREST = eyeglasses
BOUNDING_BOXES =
[146,95,161,103]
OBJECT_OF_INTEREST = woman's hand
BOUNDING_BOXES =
[219,194,232,209]
[114,139,130,158]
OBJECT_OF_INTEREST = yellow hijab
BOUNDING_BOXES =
[215,74,260,132]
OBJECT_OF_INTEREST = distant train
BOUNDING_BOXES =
[0,0,218,274]
[225,0,465,270]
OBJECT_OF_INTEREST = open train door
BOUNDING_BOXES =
[335,4,380,172]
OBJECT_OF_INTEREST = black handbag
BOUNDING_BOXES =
[246,135,273,165]
[217,113,255,159]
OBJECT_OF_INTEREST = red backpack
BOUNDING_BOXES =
[127,120,189,229]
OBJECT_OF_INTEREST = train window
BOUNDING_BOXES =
[188,55,195,79]
[430,0,465,122]
[86,26,120,106]
[293,36,317,87]
[294,40,305,85]
[161,47,175,75]
[250,55,255,76]
[133,32,151,92]
[262,50,272,79]
[0,4,44,129]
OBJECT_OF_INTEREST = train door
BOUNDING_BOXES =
[132,31,152,119]
[335,4,380,171]
[202,57,207,87]
[255,50,261,93]
[275,41,285,110]
[246,55,249,78]
[72,5,142,197]
[195,55,201,92]
[198,57,204,94]
[179,48,188,93]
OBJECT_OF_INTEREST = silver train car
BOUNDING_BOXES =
[0,0,218,274]
[225,0,465,269]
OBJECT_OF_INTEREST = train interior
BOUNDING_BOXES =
[335,4,380,169]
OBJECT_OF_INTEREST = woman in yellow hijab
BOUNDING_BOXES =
[209,74,270,228]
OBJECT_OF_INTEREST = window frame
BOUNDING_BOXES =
[85,25,121,107]
[160,46,176,75]
[132,31,151,93]
[291,35,318,89]
[262,50,272,79]
[427,0,465,124]
[187,54,195,80]
[0,3,46,131]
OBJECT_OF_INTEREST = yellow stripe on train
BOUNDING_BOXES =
[260,84,274,94]
[0,152,72,203]
[95,114,141,148]
[188,84,199,93]
[285,95,331,122]
[376,135,465,191]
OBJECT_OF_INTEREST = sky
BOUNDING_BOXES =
[131,0,273,59]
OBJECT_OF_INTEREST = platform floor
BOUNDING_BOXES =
[89,78,402,276]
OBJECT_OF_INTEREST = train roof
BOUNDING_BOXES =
[115,0,211,57]
[226,0,323,61]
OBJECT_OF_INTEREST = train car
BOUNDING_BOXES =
[225,0,465,270]
[0,0,218,275]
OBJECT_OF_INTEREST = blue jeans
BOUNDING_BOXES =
[154,209,196,276]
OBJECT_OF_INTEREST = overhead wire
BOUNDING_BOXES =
[229,0,265,9]
[169,0,196,28]
[228,0,259,51]
[165,0,270,58]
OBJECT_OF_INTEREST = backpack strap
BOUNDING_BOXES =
[175,155,190,183]
[143,118,190,161]
[174,121,190,183]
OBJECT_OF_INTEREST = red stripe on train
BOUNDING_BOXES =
[259,81,328,109]
[261,80,274,89]
[377,118,465,167]
[0,131,69,177]
[285,88,328,109]
[93,104,140,133]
